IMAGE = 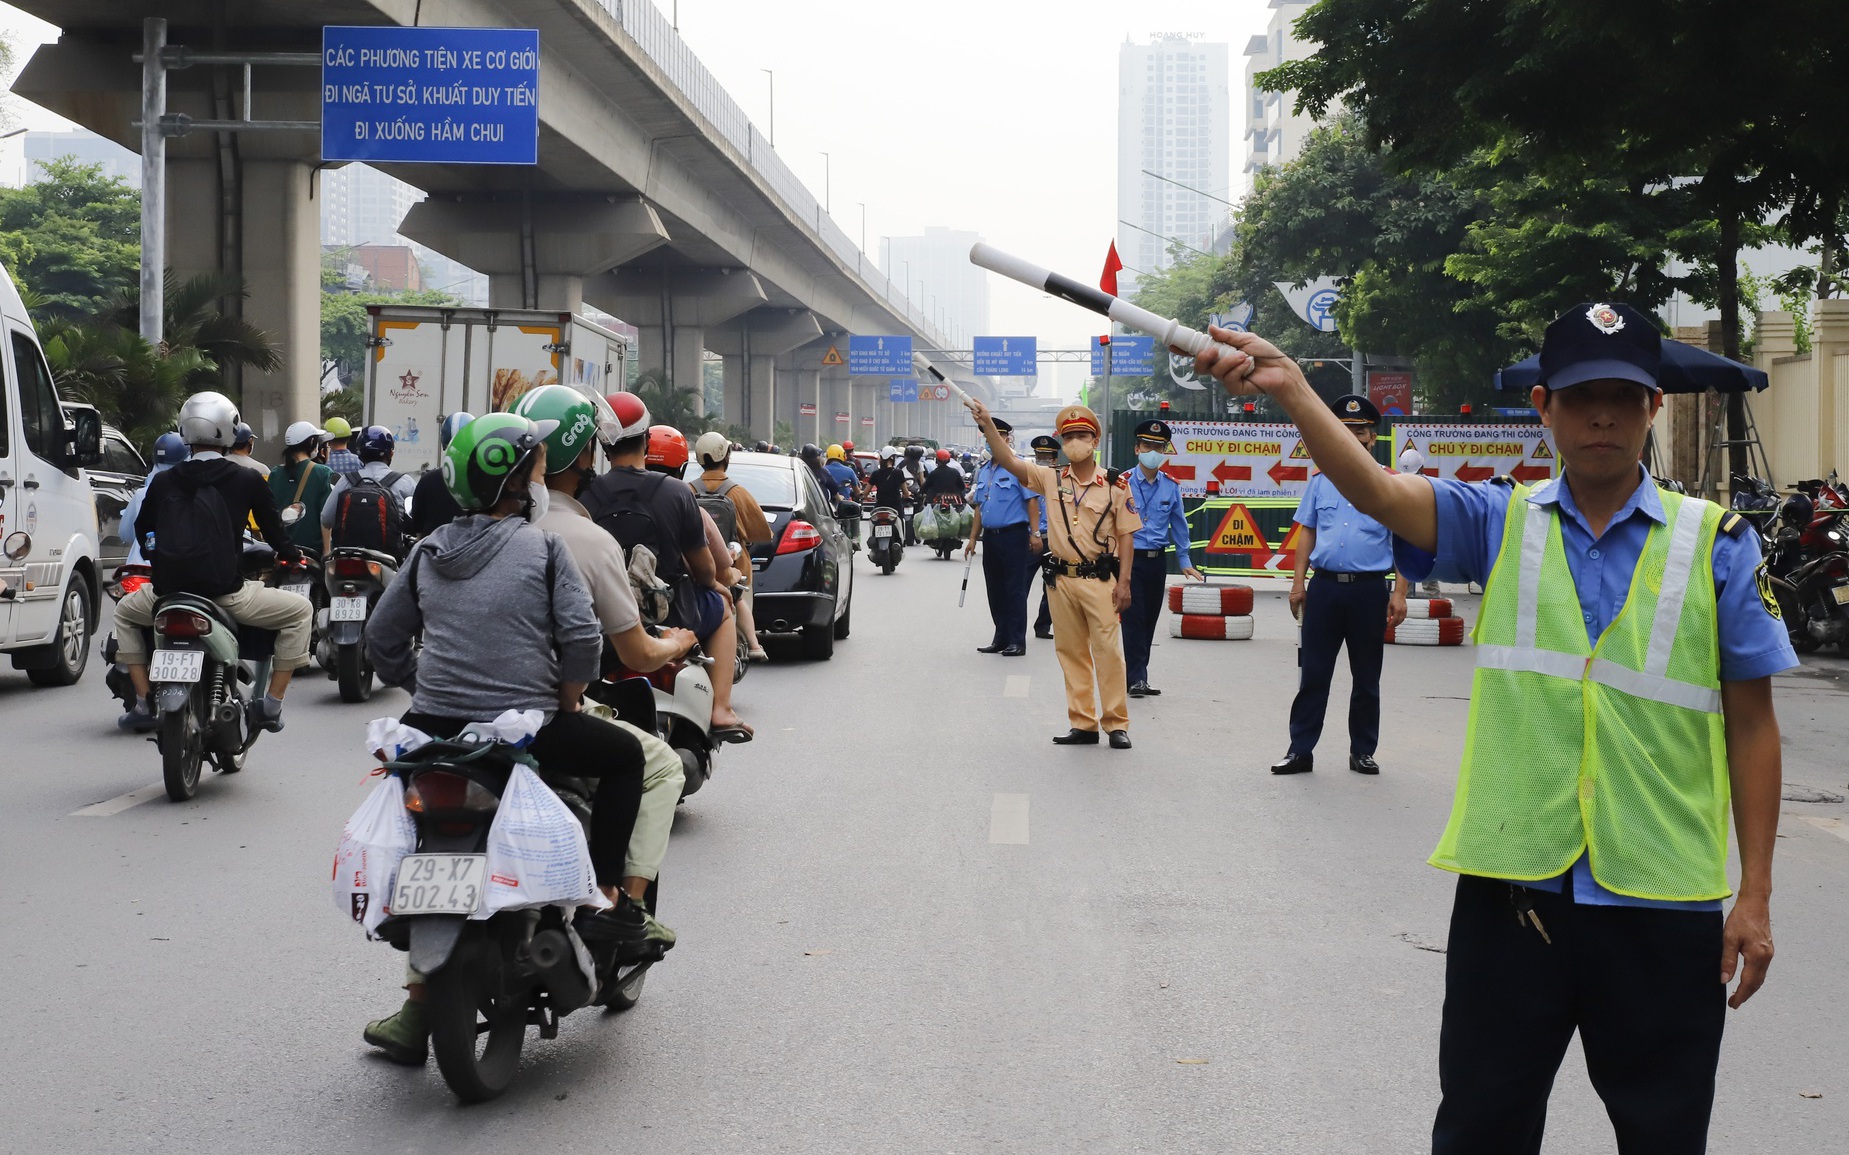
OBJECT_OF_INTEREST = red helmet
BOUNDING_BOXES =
[604,391,651,442]
[645,424,690,471]
[935,448,951,463]
[841,440,855,452]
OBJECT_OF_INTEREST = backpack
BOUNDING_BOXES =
[694,476,741,545]
[150,471,239,597]
[331,472,407,556]
[588,470,674,575]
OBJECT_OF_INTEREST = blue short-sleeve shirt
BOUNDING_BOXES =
[971,462,1030,528]
[1393,466,1798,910]
[1294,472,1396,573]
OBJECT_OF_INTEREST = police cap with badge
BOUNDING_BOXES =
[1332,394,1381,428]
[1540,302,1662,391]
[1029,434,1060,457]
[1131,419,1175,453]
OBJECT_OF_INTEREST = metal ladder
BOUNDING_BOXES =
[1699,393,1774,497]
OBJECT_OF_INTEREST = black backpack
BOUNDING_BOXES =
[150,471,239,597]
[588,470,674,573]
[331,472,407,556]
[694,477,741,545]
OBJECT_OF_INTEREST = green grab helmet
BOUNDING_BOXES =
[442,412,557,511]
[511,384,599,474]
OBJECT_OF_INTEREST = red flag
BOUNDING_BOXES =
[1099,241,1123,298]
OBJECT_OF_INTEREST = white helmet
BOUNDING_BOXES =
[694,430,731,467]
[178,391,241,448]
[284,419,328,449]
[879,444,900,461]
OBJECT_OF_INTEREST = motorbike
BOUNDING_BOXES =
[867,506,905,575]
[370,735,663,1104]
[922,495,968,561]
[1735,475,1849,653]
[102,562,154,716]
[591,637,720,801]
[322,546,400,702]
[146,541,306,801]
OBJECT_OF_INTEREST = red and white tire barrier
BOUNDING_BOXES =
[1171,613,1256,640]
[1167,584,1254,616]
[1401,597,1454,619]
[1385,616,1467,646]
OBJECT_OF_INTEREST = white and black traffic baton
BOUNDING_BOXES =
[959,550,974,608]
[968,243,1242,364]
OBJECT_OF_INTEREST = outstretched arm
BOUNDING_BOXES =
[964,398,1040,488]
[1192,328,1438,553]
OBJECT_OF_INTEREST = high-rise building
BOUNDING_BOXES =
[23,130,140,186]
[879,227,988,351]
[1116,34,1232,297]
[319,163,488,303]
[1244,0,1326,174]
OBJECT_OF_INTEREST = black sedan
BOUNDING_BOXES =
[684,452,853,660]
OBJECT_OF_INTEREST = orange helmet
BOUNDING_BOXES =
[645,424,690,471]
[935,448,951,463]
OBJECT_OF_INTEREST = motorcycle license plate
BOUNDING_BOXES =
[330,596,368,622]
[390,854,487,916]
[1833,585,1849,607]
[281,582,314,599]
[874,525,893,538]
[149,649,203,684]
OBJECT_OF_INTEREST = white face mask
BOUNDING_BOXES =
[526,480,551,522]
[1138,450,1165,470]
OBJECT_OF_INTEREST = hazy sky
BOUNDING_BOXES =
[0,0,1278,390]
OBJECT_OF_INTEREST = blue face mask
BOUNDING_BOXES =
[1138,450,1165,470]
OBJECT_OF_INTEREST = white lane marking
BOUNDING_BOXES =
[1797,815,1849,843]
[72,784,166,817]
[990,793,1030,845]
[1003,674,1030,699]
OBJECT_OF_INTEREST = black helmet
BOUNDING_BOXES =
[753,440,770,453]
[354,424,396,463]
[800,443,822,463]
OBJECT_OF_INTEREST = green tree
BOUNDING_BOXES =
[109,271,284,391]
[39,318,206,453]
[0,158,141,321]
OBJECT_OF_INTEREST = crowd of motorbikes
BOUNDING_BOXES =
[1730,470,1849,653]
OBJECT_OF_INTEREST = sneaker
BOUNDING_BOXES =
[248,698,284,734]
[117,701,157,734]
[363,998,428,1065]
[643,912,677,951]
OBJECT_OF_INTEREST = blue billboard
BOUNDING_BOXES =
[322,26,540,165]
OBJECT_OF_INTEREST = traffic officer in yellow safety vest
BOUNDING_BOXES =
[1274,394,1408,777]
[1122,419,1205,697]
[1193,301,1794,1155]
[969,399,1141,749]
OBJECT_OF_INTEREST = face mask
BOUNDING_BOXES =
[1138,450,1165,470]
[525,480,551,522]
[1064,440,1095,463]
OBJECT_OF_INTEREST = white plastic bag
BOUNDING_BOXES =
[455,708,545,748]
[366,716,433,762]
[476,764,609,918]
[331,776,417,936]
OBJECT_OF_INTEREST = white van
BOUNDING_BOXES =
[0,262,104,686]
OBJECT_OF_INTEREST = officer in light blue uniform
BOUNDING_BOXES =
[1273,394,1407,776]
[1029,435,1059,638]
[967,419,1033,654]
[1122,419,1204,696]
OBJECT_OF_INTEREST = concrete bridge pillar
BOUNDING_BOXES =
[722,355,746,432]
[586,269,766,408]
[748,356,778,443]
[706,310,823,444]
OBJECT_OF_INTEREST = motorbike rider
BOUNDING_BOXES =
[581,393,752,742]
[868,445,912,512]
[923,448,968,499]
[409,412,473,537]
[824,444,858,497]
[693,430,773,663]
[112,392,313,734]
[268,421,334,556]
[800,443,845,504]
[321,416,361,475]
[361,413,654,1066]
[120,433,189,570]
[321,425,418,556]
[228,422,269,478]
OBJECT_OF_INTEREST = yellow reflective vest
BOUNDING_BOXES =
[1431,484,1732,901]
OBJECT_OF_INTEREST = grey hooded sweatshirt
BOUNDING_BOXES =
[366,513,602,719]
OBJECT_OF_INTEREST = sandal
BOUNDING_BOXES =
[711,724,754,745]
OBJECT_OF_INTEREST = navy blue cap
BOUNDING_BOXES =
[1132,419,1174,450]
[1029,434,1059,454]
[1331,394,1380,426]
[1539,302,1661,391]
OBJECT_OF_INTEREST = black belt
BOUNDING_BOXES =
[1314,570,1392,583]
[1134,548,1166,559]
[983,523,1029,536]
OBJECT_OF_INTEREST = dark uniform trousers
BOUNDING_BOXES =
[1119,549,1169,685]
[982,523,1031,648]
[1288,570,1388,757]
[1435,874,1725,1155]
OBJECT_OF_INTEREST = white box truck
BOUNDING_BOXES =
[362,306,632,475]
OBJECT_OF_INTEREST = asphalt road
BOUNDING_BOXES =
[4,554,1848,1153]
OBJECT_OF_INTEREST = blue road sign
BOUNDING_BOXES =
[850,335,913,376]
[322,26,540,165]
[972,336,1037,377]
[1090,334,1154,376]
[889,378,919,403]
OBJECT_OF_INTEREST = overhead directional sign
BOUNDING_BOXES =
[889,377,919,403]
[972,336,1037,377]
[322,26,540,165]
[850,335,912,376]
[1090,334,1154,376]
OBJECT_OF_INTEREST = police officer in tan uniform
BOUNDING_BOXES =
[969,398,1141,749]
